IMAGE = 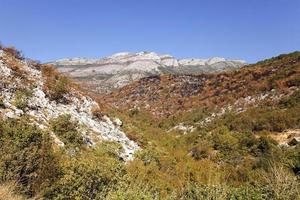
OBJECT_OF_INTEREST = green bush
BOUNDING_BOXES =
[50,114,83,148]
[221,102,300,133]
[50,76,71,102]
[106,182,158,200]
[13,89,32,111]
[282,144,300,175]
[176,183,264,200]
[41,65,71,103]
[253,164,300,200]
[279,90,300,108]
[0,117,60,196]
[191,140,212,160]
[212,128,239,153]
[44,143,125,200]
[254,136,277,155]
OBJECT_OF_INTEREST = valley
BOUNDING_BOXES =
[0,45,299,199]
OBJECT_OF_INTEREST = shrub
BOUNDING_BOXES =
[106,182,157,200]
[41,65,71,102]
[3,46,24,60]
[283,144,300,175]
[13,89,32,111]
[279,90,300,108]
[176,183,264,200]
[254,136,277,155]
[287,76,300,87]
[0,117,60,196]
[222,102,300,133]
[44,143,125,200]
[50,114,83,148]
[51,76,71,101]
[254,163,300,200]
[212,129,239,153]
[191,140,213,160]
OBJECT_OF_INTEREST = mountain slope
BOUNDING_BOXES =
[0,47,139,160]
[49,52,246,93]
[102,52,300,118]
[1,46,300,199]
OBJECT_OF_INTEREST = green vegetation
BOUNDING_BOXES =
[214,90,300,133]
[50,76,71,101]
[13,89,32,111]
[0,117,60,196]
[108,87,300,199]
[50,114,83,148]
[41,65,71,102]
[0,52,299,199]
[44,143,125,200]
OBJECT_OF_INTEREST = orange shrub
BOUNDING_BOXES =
[40,64,71,102]
[3,46,24,60]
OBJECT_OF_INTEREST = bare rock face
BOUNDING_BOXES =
[49,52,246,93]
[0,50,140,161]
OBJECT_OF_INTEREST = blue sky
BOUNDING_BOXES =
[0,0,299,63]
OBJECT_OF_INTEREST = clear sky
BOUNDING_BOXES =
[0,0,299,63]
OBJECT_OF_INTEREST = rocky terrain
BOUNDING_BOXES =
[102,52,300,117]
[0,48,139,160]
[102,52,300,140]
[49,52,246,93]
[1,46,300,199]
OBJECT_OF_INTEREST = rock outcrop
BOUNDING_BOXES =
[0,49,140,160]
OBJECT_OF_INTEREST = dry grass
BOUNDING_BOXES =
[0,183,26,200]
[1,52,27,78]
[260,163,300,199]
[3,46,24,60]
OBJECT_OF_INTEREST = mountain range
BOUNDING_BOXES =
[49,52,246,93]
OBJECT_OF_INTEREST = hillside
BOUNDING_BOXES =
[0,46,139,160]
[103,52,300,118]
[49,52,245,94]
[0,46,300,199]
[101,52,300,145]
[95,51,300,199]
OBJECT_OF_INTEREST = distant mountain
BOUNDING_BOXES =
[49,52,246,93]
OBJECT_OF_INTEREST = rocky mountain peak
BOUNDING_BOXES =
[50,52,246,94]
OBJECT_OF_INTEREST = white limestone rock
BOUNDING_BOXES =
[0,50,140,161]
[49,52,246,93]
[114,118,123,127]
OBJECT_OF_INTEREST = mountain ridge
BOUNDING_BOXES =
[49,51,246,93]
